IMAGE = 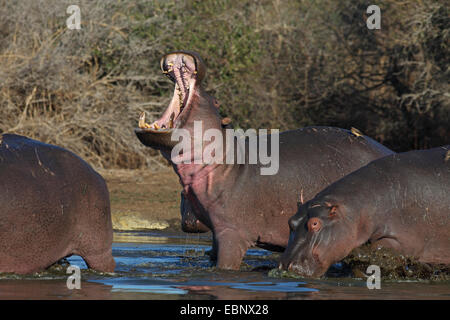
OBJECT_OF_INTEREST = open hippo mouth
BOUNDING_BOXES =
[135,51,206,149]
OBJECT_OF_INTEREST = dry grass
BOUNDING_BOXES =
[0,0,448,171]
[0,0,171,169]
[99,168,182,229]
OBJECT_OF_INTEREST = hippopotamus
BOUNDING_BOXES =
[280,146,450,277]
[0,134,115,274]
[135,51,394,270]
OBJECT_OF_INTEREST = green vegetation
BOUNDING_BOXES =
[0,0,448,169]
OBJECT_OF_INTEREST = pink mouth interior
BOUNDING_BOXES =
[140,53,198,131]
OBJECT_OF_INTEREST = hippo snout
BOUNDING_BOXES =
[279,248,302,273]
[278,259,294,272]
[279,237,324,278]
[279,255,319,278]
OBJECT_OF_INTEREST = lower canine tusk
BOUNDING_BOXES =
[138,112,151,129]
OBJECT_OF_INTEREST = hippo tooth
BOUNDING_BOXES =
[138,112,151,129]
[221,117,232,126]
[138,112,145,126]
[178,90,183,106]
[351,127,363,137]
[169,113,175,128]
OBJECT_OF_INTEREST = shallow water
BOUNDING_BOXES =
[0,231,449,299]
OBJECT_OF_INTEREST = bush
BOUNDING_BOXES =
[0,0,448,169]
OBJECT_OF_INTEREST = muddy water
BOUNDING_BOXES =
[0,231,449,299]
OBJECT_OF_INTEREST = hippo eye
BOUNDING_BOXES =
[328,205,338,218]
[307,217,322,233]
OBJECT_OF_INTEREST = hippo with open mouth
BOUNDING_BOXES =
[280,146,450,277]
[135,51,394,270]
[0,134,115,274]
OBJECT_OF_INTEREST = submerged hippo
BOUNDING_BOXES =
[135,51,394,270]
[280,146,450,277]
[0,134,115,274]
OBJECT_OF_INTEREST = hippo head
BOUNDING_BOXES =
[280,196,365,278]
[135,51,222,153]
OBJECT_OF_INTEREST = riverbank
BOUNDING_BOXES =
[99,168,183,232]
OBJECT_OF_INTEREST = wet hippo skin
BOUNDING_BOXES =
[281,146,450,277]
[0,134,115,274]
[135,51,394,270]
[180,191,209,233]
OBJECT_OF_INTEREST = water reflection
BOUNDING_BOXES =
[113,230,211,245]
[0,231,449,299]
[93,277,188,295]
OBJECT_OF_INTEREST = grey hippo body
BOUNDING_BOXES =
[135,51,394,269]
[0,134,115,274]
[281,146,450,277]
